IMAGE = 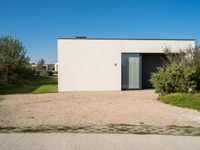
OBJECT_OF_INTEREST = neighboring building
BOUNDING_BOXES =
[58,38,195,92]
[30,63,37,68]
[55,63,58,72]
[31,63,56,71]
[46,64,55,71]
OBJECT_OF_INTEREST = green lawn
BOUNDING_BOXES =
[160,93,200,111]
[0,77,58,94]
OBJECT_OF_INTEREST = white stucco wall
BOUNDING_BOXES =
[58,38,195,91]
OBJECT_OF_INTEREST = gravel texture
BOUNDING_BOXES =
[0,90,200,127]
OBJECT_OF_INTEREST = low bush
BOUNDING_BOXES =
[47,70,53,76]
[150,46,200,95]
[150,64,199,95]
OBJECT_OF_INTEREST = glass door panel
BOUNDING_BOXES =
[122,53,141,89]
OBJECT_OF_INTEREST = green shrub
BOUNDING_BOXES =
[150,64,199,95]
[0,36,33,84]
[150,46,200,95]
[35,58,48,76]
[47,71,53,76]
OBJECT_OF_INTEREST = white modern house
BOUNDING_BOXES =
[58,37,195,92]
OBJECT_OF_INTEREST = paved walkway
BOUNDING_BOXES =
[0,133,200,150]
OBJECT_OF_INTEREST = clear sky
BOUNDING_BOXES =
[1,0,199,63]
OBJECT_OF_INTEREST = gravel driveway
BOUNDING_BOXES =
[0,90,200,127]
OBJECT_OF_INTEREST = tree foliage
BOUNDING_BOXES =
[0,36,32,84]
[35,58,48,76]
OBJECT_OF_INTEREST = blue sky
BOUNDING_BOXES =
[1,0,199,63]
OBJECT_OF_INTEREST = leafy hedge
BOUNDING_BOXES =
[150,46,200,95]
[150,64,199,94]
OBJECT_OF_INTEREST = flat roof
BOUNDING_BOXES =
[57,37,195,41]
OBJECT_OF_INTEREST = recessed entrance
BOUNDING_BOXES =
[142,53,166,89]
[121,53,165,90]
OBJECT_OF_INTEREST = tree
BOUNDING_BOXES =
[0,36,30,84]
[36,58,45,70]
[36,58,47,76]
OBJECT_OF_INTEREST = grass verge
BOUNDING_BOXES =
[159,93,200,112]
[0,76,58,94]
[0,125,200,136]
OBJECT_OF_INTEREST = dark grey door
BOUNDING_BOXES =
[122,53,141,90]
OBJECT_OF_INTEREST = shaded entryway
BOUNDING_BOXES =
[121,53,165,90]
[142,53,166,89]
